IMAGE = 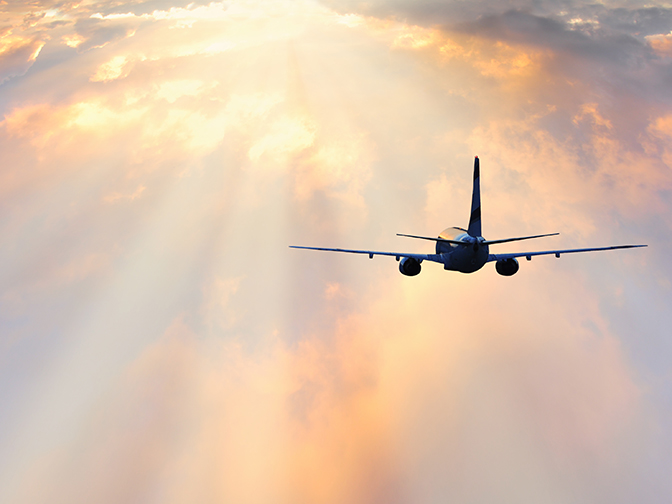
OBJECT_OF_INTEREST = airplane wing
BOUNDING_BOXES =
[487,244,647,262]
[289,245,444,263]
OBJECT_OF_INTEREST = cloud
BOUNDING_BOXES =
[8,307,400,504]
[72,17,138,52]
[317,1,672,104]
[94,0,216,17]
[0,1,670,504]
[456,10,655,65]
[8,270,650,504]
[90,54,132,81]
[316,0,672,37]
[103,184,146,202]
[0,36,44,83]
[648,33,672,57]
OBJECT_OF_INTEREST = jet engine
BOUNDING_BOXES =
[399,257,421,276]
[495,257,519,276]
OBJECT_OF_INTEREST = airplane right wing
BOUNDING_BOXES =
[487,244,647,262]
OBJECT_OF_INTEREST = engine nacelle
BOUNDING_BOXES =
[495,257,519,276]
[399,257,421,276]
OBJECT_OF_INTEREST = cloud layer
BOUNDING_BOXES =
[0,1,671,503]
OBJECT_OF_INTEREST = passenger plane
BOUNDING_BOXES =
[290,157,646,276]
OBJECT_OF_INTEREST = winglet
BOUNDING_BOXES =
[468,156,482,237]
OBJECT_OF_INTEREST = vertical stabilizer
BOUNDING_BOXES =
[468,156,482,237]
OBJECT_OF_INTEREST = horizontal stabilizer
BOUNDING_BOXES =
[397,232,560,246]
[396,233,466,246]
[483,232,559,245]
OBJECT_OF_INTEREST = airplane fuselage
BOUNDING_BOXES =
[436,227,490,273]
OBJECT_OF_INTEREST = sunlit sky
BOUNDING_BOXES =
[1,1,671,503]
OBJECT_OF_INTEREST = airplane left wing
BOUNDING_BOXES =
[487,244,647,262]
[289,245,444,263]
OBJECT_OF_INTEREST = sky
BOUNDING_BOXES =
[0,1,671,503]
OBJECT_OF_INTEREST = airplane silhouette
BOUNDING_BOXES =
[290,157,646,276]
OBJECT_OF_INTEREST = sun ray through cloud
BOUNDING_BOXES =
[0,1,671,503]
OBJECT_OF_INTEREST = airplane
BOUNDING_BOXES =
[290,157,647,276]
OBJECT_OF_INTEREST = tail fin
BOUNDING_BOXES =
[467,156,482,237]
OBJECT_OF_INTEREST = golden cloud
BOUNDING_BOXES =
[648,33,672,57]
[12,265,645,504]
[0,35,44,82]
[0,3,666,504]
